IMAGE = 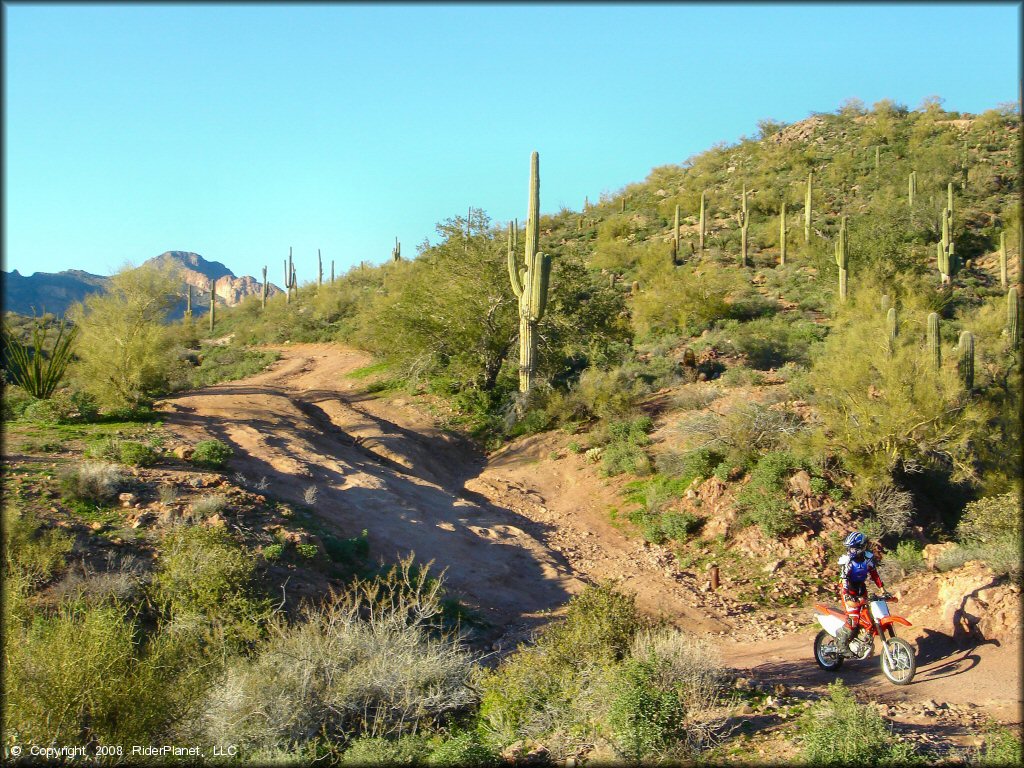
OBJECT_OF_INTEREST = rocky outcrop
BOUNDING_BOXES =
[2,268,108,317]
[148,251,283,306]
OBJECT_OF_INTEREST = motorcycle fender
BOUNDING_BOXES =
[815,612,846,636]
[879,615,912,629]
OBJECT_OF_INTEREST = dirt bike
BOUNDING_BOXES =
[812,592,916,685]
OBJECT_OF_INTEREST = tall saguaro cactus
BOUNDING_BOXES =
[261,267,268,309]
[958,331,974,391]
[331,260,335,284]
[209,279,216,332]
[886,307,898,356]
[927,312,941,370]
[804,172,812,243]
[317,249,323,286]
[699,190,706,250]
[908,171,917,207]
[1008,286,1020,350]
[508,151,552,397]
[835,216,849,302]
[779,202,787,265]
[999,232,1007,289]
[185,283,192,318]
[673,204,680,264]
[392,238,401,262]
[738,185,749,267]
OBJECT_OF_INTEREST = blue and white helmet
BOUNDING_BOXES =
[843,531,867,555]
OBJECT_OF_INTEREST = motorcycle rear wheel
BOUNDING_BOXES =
[881,637,916,685]
[814,629,844,671]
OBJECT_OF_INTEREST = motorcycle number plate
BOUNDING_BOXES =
[869,600,890,620]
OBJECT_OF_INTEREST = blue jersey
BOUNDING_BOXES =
[838,551,880,590]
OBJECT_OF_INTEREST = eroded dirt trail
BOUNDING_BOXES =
[158,344,1020,738]
[159,344,728,642]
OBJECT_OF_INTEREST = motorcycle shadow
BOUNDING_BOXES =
[912,627,999,682]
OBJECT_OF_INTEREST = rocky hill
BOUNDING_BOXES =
[2,251,282,318]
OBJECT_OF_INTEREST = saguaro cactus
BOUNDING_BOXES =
[673,204,680,264]
[331,260,335,284]
[508,152,552,397]
[880,294,891,315]
[261,266,268,309]
[1008,286,1020,350]
[999,232,1007,289]
[779,202,787,265]
[804,172,812,243]
[738,185,749,267]
[185,283,192,318]
[835,216,849,302]
[284,259,290,303]
[317,249,323,286]
[209,279,216,332]
[699,190,706,250]
[874,145,880,171]
[927,312,941,370]
[392,238,401,262]
[958,331,974,391]
[886,307,898,356]
[908,171,917,207]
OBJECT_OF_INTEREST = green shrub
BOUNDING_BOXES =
[58,461,123,505]
[605,657,688,762]
[189,494,228,521]
[188,345,279,388]
[798,681,920,765]
[323,529,370,568]
[736,452,801,536]
[262,543,284,562]
[116,440,157,467]
[661,511,701,541]
[600,416,654,476]
[655,447,724,489]
[957,493,1021,544]
[190,439,233,469]
[342,734,431,766]
[296,543,319,559]
[150,525,269,650]
[2,383,35,420]
[979,722,1023,766]
[809,476,829,495]
[22,389,99,424]
[891,540,925,575]
[2,505,74,587]
[427,731,500,767]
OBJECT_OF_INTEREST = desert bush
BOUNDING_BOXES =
[4,602,209,748]
[190,439,233,469]
[188,494,228,521]
[868,483,914,535]
[21,389,99,424]
[262,543,285,562]
[604,657,688,762]
[117,440,157,467]
[956,493,1021,544]
[655,446,725,488]
[58,461,123,505]
[188,344,279,388]
[201,559,476,753]
[630,261,742,340]
[2,506,74,588]
[150,525,269,650]
[671,387,722,411]
[598,416,654,476]
[935,539,1022,581]
[712,315,825,370]
[798,681,920,765]
[426,730,500,767]
[661,511,701,541]
[735,451,802,536]
[1,313,78,398]
[676,403,804,468]
[341,734,431,765]
[890,540,925,576]
[2,383,34,420]
[978,722,1023,766]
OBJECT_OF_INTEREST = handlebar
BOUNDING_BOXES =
[870,592,896,602]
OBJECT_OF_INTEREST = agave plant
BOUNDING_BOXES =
[2,314,79,398]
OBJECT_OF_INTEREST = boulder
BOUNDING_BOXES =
[922,542,957,570]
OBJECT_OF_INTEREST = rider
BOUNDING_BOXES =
[834,531,885,656]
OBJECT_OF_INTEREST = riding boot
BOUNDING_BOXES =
[835,624,856,655]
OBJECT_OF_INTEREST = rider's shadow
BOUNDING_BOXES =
[914,627,999,681]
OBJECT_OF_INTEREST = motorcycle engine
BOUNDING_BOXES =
[849,638,873,660]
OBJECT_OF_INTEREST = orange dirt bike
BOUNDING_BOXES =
[812,592,916,685]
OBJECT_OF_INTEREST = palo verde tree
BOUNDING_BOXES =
[69,263,182,411]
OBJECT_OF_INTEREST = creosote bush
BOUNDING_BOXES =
[58,461,124,505]
[190,439,233,469]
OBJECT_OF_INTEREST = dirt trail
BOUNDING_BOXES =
[158,344,727,644]
[158,343,1020,733]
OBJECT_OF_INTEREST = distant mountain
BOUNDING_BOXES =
[2,268,109,317]
[2,252,282,319]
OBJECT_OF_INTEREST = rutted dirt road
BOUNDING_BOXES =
[158,343,1021,743]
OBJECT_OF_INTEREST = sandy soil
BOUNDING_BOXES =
[157,343,1022,741]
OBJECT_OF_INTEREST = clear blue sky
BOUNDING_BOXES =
[3,2,1020,282]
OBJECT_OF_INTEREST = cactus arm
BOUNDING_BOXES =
[508,221,523,297]
[529,252,551,322]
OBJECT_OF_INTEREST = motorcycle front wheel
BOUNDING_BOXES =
[814,629,844,671]
[881,637,916,685]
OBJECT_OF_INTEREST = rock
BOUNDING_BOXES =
[789,470,813,497]
[119,492,137,507]
[204,514,226,529]
[89,521,104,531]
[172,445,193,460]
[130,512,156,529]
